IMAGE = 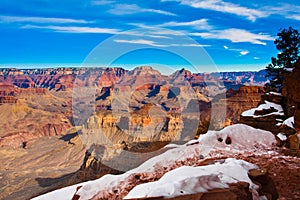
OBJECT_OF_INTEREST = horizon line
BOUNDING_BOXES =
[0,61,268,73]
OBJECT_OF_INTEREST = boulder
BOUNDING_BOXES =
[248,168,278,200]
[287,134,300,150]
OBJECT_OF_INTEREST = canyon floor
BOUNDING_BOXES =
[0,134,85,200]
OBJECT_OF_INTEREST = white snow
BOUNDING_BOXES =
[284,67,294,72]
[283,116,294,128]
[241,101,284,118]
[31,183,82,200]
[197,124,276,150]
[268,91,282,96]
[277,133,287,141]
[124,158,258,199]
[34,124,276,200]
[163,143,183,148]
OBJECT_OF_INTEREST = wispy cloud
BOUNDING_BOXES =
[162,0,266,21]
[239,50,249,56]
[116,29,172,39]
[0,15,91,24]
[125,25,186,36]
[264,3,300,20]
[223,45,249,56]
[159,19,212,30]
[150,29,185,36]
[114,39,209,47]
[114,39,166,47]
[253,57,260,60]
[191,28,273,45]
[108,4,176,16]
[91,0,115,5]
[174,43,210,47]
[286,14,300,21]
[22,25,119,34]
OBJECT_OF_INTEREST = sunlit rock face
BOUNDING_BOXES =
[0,88,73,148]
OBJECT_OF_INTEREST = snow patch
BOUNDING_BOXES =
[283,116,294,128]
[277,133,287,142]
[198,124,276,150]
[124,158,258,199]
[241,101,284,118]
[284,67,294,72]
[32,183,82,200]
[268,91,282,96]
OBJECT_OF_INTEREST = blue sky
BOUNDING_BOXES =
[0,0,300,72]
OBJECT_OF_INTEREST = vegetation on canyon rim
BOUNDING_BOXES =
[265,26,300,92]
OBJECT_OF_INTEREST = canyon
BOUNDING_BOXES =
[2,65,297,200]
[0,66,268,148]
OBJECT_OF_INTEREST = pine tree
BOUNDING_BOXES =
[265,27,300,92]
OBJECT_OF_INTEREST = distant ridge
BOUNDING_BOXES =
[0,67,269,91]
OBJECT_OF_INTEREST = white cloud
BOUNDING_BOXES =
[147,35,171,39]
[118,30,171,38]
[150,29,185,36]
[114,39,209,48]
[146,9,177,16]
[191,28,273,45]
[21,25,119,34]
[239,50,249,56]
[253,57,260,60]
[114,39,167,47]
[286,14,300,21]
[163,1,300,22]
[128,23,187,36]
[160,19,212,30]
[222,45,249,56]
[170,43,210,47]
[91,0,115,5]
[108,4,176,16]
[164,0,266,21]
[0,15,91,24]
[264,3,300,20]
[121,27,185,37]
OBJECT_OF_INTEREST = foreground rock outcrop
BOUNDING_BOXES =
[282,60,300,131]
[239,93,285,133]
[240,59,300,150]
[35,124,298,200]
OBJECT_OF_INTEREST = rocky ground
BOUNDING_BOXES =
[0,134,85,200]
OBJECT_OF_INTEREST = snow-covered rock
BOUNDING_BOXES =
[241,101,284,118]
[277,133,287,142]
[283,116,294,129]
[32,183,83,200]
[124,158,258,199]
